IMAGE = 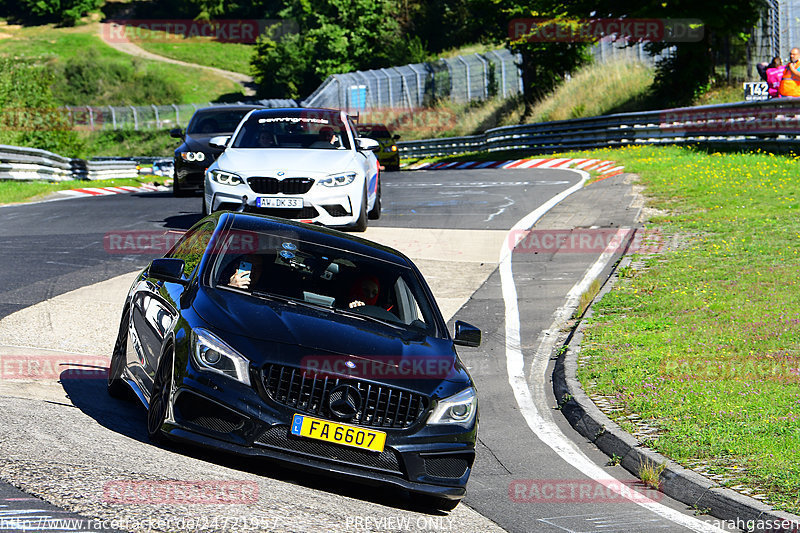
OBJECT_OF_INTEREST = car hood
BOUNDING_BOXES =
[215,148,357,176]
[193,286,471,393]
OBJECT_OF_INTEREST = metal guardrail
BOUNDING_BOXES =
[0,145,139,181]
[397,99,800,158]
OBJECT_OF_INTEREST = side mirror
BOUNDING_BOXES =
[453,320,481,347]
[209,135,231,149]
[169,128,184,139]
[356,137,380,152]
[148,258,188,285]
[393,134,401,140]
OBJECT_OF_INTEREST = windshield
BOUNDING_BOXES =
[230,110,351,150]
[187,109,254,135]
[210,231,437,335]
[357,124,391,138]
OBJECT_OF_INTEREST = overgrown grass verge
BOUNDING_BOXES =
[570,145,800,513]
[0,177,156,205]
[413,144,800,513]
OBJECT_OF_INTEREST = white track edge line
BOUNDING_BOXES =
[498,168,725,532]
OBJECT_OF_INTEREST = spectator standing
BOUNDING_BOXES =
[765,57,785,98]
[779,48,800,97]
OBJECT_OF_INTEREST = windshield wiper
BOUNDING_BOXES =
[331,307,404,330]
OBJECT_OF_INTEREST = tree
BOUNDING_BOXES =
[560,0,768,105]
[251,0,426,99]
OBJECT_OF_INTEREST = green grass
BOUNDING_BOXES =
[0,177,156,205]
[129,27,255,75]
[567,145,800,513]
[0,22,243,104]
[79,129,180,158]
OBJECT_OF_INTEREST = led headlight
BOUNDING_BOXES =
[426,387,477,426]
[191,329,251,385]
[209,169,243,186]
[180,151,206,162]
[319,172,356,187]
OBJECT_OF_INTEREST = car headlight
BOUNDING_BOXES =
[209,169,243,186]
[390,145,398,152]
[191,329,251,385]
[426,387,477,426]
[180,151,206,162]
[319,172,357,187]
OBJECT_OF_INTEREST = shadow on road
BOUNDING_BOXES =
[61,371,451,516]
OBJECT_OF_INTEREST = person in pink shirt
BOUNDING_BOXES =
[765,56,785,98]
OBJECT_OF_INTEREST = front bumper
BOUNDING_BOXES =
[163,365,476,500]
[207,179,365,227]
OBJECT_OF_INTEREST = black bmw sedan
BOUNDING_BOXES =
[108,212,481,510]
[170,105,263,196]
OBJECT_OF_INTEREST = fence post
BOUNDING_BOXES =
[474,53,489,99]
[171,104,180,127]
[130,105,138,130]
[86,107,95,130]
[381,69,393,108]
[456,56,470,101]
[152,104,160,129]
[407,64,424,108]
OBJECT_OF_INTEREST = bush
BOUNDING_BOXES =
[0,58,83,156]
[52,52,182,106]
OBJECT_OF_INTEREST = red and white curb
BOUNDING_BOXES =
[57,184,169,198]
[404,158,624,177]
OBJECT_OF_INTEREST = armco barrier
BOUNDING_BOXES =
[0,144,73,181]
[397,99,800,158]
[0,145,139,181]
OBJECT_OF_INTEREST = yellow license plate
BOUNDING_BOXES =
[290,414,386,452]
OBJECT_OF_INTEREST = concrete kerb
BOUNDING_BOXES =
[551,255,800,532]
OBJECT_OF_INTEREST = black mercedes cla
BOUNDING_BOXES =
[108,212,481,510]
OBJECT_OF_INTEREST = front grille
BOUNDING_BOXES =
[322,204,350,217]
[423,455,470,479]
[255,426,402,474]
[248,177,314,194]
[261,364,429,429]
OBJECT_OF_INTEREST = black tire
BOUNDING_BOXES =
[107,309,130,399]
[147,347,173,443]
[368,178,381,220]
[352,186,368,232]
[172,178,190,197]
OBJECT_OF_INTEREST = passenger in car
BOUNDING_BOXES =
[347,275,380,309]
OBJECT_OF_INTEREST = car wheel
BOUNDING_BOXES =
[147,347,173,443]
[368,178,381,220]
[107,308,130,399]
[172,178,189,197]
[352,185,368,232]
